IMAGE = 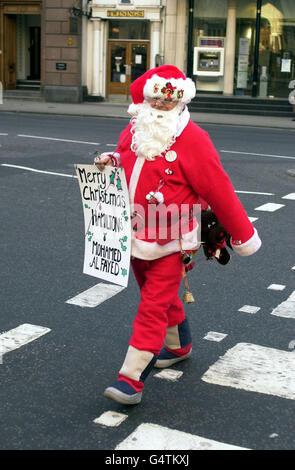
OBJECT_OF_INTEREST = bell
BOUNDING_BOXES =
[183,289,195,303]
[182,263,195,303]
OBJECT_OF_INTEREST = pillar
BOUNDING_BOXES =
[92,19,102,96]
[150,21,161,68]
[224,0,237,95]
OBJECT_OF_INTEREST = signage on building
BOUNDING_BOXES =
[56,63,67,71]
[107,10,144,18]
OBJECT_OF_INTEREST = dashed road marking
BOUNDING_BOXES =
[282,193,295,200]
[18,134,100,146]
[202,342,295,400]
[271,291,295,319]
[0,324,51,363]
[255,202,285,212]
[203,331,228,342]
[1,164,77,178]
[115,423,249,450]
[248,216,259,222]
[267,284,286,291]
[220,149,295,161]
[235,190,274,196]
[66,283,125,308]
[93,411,128,427]
[154,369,183,381]
[238,305,261,314]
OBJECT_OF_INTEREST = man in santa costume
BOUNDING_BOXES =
[94,65,261,405]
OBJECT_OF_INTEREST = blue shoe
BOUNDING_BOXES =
[104,380,142,405]
[154,347,192,368]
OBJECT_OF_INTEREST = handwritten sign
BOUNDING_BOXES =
[75,164,131,287]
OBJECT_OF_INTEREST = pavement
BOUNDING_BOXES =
[1,97,295,129]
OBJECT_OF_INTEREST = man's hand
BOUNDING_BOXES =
[94,153,114,171]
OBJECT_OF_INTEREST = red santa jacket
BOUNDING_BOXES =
[109,117,261,260]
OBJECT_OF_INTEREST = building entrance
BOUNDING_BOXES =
[107,41,149,98]
[1,8,41,90]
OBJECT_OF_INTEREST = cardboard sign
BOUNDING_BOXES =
[75,164,131,287]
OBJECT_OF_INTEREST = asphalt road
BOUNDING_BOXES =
[0,112,295,451]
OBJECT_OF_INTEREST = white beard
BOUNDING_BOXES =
[130,102,184,161]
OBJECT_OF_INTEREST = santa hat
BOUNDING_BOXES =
[128,65,196,114]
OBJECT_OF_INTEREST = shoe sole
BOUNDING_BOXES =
[104,387,142,405]
[154,350,192,368]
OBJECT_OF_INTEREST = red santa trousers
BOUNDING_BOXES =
[130,252,185,355]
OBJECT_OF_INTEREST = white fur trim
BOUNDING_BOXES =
[176,106,190,137]
[143,74,196,104]
[154,192,164,204]
[131,227,200,260]
[129,156,146,208]
[127,103,140,116]
[119,346,154,381]
[99,151,121,166]
[231,228,262,256]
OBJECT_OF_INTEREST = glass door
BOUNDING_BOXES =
[108,42,128,95]
[108,41,149,98]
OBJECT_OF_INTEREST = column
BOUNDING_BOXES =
[92,19,101,96]
[150,21,161,68]
[224,0,237,95]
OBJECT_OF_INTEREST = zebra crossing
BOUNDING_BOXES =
[1,189,294,450]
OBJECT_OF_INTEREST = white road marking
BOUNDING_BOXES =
[0,324,51,363]
[255,202,285,212]
[0,133,8,136]
[154,369,183,381]
[1,163,77,178]
[238,305,261,314]
[202,342,295,401]
[248,217,258,222]
[267,284,286,291]
[106,144,116,147]
[115,423,249,450]
[292,266,295,271]
[18,134,100,146]
[271,291,295,319]
[235,190,274,196]
[203,331,228,342]
[66,282,125,308]
[93,411,128,427]
[282,193,295,200]
[220,149,295,161]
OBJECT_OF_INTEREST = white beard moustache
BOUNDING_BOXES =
[130,102,183,161]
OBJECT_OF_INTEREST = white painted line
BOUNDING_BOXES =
[66,282,125,308]
[267,284,286,291]
[0,133,8,136]
[1,163,77,178]
[93,411,128,427]
[203,331,228,342]
[0,324,51,362]
[115,423,249,450]
[235,190,274,196]
[282,193,295,200]
[220,149,295,161]
[255,202,285,212]
[292,266,295,271]
[202,342,295,401]
[154,369,183,381]
[271,291,295,319]
[18,134,100,146]
[238,305,261,314]
[248,217,259,222]
[106,144,117,147]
